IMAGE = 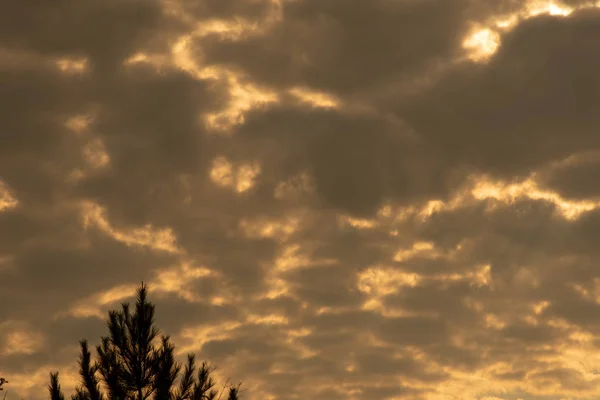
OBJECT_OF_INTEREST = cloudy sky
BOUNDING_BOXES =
[4,0,600,399]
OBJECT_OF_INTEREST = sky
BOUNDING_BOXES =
[3,0,600,399]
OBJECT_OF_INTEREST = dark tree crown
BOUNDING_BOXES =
[48,282,241,400]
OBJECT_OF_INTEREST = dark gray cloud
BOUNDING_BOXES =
[199,0,470,95]
[399,8,600,178]
[539,158,600,199]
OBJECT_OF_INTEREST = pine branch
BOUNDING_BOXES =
[71,388,87,400]
[77,339,105,400]
[48,372,65,400]
[151,335,180,400]
[191,362,217,400]
[173,354,195,400]
[227,383,242,400]
[96,337,127,400]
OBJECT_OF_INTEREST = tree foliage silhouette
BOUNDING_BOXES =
[48,283,241,400]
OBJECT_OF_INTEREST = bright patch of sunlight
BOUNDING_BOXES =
[204,73,279,132]
[128,44,276,135]
[191,18,266,40]
[426,352,600,400]
[430,369,510,400]
[357,267,421,296]
[55,57,88,74]
[246,313,289,325]
[362,296,434,318]
[236,162,261,192]
[285,327,317,359]
[80,201,181,253]
[261,243,338,301]
[0,181,18,212]
[569,329,594,344]
[425,263,495,288]
[125,2,284,135]
[239,215,301,240]
[259,275,291,300]
[95,284,138,305]
[170,36,222,81]
[176,320,242,354]
[274,244,337,271]
[65,113,95,134]
[527,338,600,397]
[2,329,44,355]
[65,265,219,319]
[471,176,599,220]
[124,3,285,136]
[385,196,466,224]
[470,264,492,288]
[462,1,595,62]
[463,28,501,62]
[163,0,282,40]
[64,283,138,318]
[123,52,170,71]
[208,287,243,306]
[393,241,437,262]
[533,300,550,315]
[209,156,235,187]
[152,262,217,301]
[172,33,279,133]
[357,261,494,309]
[381,173,598,225]
[64,112,112,180]
[340,215,378,229]
[527,0,574,17]
[484,313,506,330]
[572,284,593,302]
[82,138,110,169]
[209,156,262,193]
[288,87,340,109]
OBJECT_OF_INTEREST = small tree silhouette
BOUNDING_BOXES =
[0,376,8,400]
[49,282,241,400]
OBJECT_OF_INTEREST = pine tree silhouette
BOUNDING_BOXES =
[0,377,8,391]
[48,373,65,400]
[48,283,241,400]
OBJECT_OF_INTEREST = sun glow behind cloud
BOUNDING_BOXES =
[0,181,18,212]
[462,0,596,62]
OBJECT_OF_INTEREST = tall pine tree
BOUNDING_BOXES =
[49,283,241,400]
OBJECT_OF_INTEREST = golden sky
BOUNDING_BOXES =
[3,0,600,399]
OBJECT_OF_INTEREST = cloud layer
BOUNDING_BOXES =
[3,0,600,399]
